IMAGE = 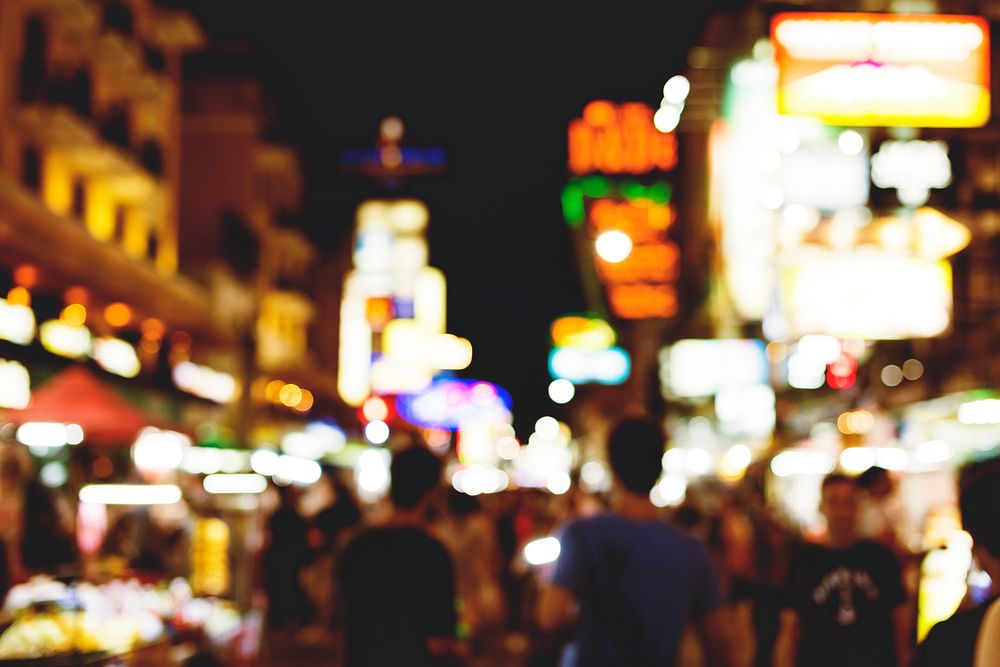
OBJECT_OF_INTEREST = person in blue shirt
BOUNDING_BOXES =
[535,416,733,667]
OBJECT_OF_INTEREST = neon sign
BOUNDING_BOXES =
[565,177,679,319]
[772,13,990,127]
[396,378,513,430]
[568,101,677,175]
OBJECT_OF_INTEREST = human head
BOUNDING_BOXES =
[958,456,1000,578]
[856,465,893,498]
[389,446,442,510]
[820,472,860,544]
[446,486,481,518]
[607,416,665,495]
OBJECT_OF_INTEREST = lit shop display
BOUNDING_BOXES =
[771,12,990,127]
[0,576,245,662]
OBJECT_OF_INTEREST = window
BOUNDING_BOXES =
[21,146,41,192]
[71,178,86,218]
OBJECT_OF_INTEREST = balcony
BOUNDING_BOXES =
[0,175,236,344]
[14,103,163,202]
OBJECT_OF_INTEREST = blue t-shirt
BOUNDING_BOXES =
[549,513,722,667]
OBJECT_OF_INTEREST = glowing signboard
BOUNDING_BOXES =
[0,359,31,409]
[772,12,990,127]
[563,177,679,320]
[396,378,513,430]
[550,315,617,350]
[778,253,953,339]
[568,101,677,175]
[659,339,768,399]
[549,346,631,385]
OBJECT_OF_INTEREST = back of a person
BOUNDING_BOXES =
[916,595,998,667]
[558,513,715,667]
[339,525,456,667]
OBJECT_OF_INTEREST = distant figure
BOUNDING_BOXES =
[303,467,362,629]
[263,484,312,630]
[535,416,733,667]
[974,596,1000,667]
[856,465,913,556]
[916,456,1000,667]
[0,443,76,587]
[775,472,910,667]
[337,446,464,666]
[434,488,506,643]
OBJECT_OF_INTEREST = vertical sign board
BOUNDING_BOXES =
[565,101,680,319]
[771,12,990,127]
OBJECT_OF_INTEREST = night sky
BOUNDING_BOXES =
[177,3,722,436]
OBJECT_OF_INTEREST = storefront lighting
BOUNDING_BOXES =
[355,449,390,501]
[650,475,687,508]
[273,454,322,485]
[132,428,189,471]
[580,461,610,492]
[92,337,141,378]
[523,536,561,566]
[0,298,36,345]
[203,473,268,495]
[0,359,31,409]
[915,440,952,465]
[79,484,182,505]
[545,471,572,495]
[452,464,509,496]
[958,399,1000,425]
[250,449,280,476]
[549,346,630,385]
[662,75,691,105]
[364,420,390,445]
[172,361,237,404]
[40,320,92,359]
[16,422,83,448]
[770,450,835,477]
[548,379,575,404]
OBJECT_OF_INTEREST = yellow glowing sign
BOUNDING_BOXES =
[772,12,990,127]
[568,101,677,175]
[550,316,617,350]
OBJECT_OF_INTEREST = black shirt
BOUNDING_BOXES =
[784,540,905,667]
[914,595,999,667]
[338,525,457,667]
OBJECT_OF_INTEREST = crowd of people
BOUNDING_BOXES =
[2,417,1000,666]
[255,417,1000,667]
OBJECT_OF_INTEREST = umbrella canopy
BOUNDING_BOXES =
[2,365,178,447]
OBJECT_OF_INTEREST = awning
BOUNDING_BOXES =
[2,364,181,446]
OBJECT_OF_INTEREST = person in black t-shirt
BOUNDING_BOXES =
[775,472,910,667]
[336,446,464,667]
[915,456,1000,667]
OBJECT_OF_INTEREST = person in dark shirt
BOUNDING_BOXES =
[337,446,463,667]
[535,416,733,667]
[775,472,910,667]
[915,455,1000,667]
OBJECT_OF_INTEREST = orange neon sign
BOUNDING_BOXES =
[584,194,679,320]
[568,101,677,175]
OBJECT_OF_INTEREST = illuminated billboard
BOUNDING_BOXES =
[771,12,990,127]
[562,177,679,319]
[568,101,677,176]
[778,253,952,340]
[659,339,768,399]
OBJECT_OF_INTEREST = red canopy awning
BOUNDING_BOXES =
[2,365,179,447]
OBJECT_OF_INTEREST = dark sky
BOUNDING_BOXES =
[178,3,720,436]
